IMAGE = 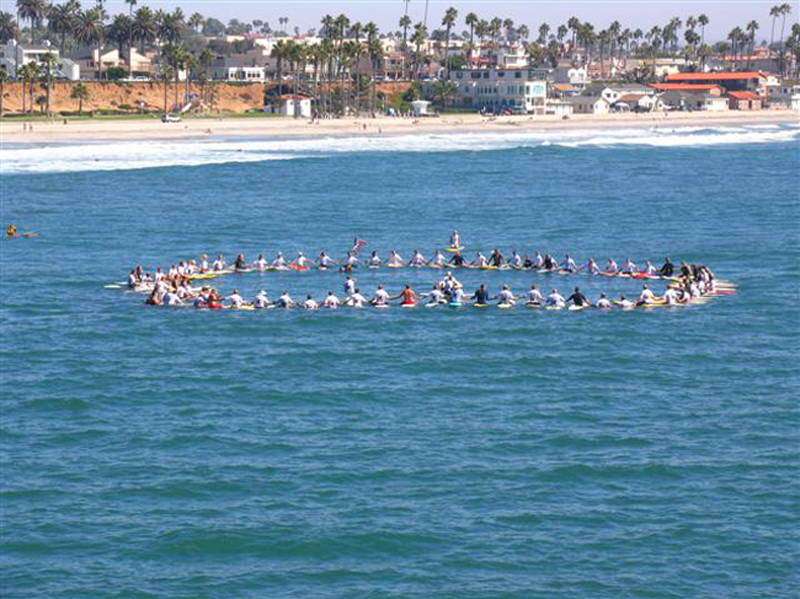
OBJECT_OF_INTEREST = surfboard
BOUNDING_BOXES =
[473,303,489,309]
[445,246,464,253]
[498,303,515,309]
[448,302,463,308]
[401,303,418,308]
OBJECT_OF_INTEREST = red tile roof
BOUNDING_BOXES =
[666,71,766,81]
[650,83,723,91]
[727,91,761,100]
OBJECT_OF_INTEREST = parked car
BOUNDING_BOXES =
[161,113,181,123]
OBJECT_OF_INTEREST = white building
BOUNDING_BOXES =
[411,100,433,116]
[449,68,548,114]
[265,94,312,117]
[554,65,589,87]
[567,96,611,114]
[660,91,729,111]
[2,39,78,80]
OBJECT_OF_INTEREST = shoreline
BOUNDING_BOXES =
[1,110,797,144]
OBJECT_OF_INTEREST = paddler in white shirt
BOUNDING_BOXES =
[254,254,268,270]
[546,289,566,308]
[429,250,446,267]
[407,249,425,267]
[561,253,578,273]
[623,259,639,274]
[526,284,544,306]
[323,291,341,308]
[272,252,287,269]
[371,285,391,307]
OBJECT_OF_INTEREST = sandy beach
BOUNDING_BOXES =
[1,110,797,144]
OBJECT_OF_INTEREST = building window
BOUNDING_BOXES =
[456,72,463,79]
[515,71,522,79]
[498,71,505,77]
[471,72,481,80]
[483,72,489,79]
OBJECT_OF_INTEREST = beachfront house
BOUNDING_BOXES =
[665,71,769,97]
[545,100,574,117]
[765,81,800,108]
[660,90,729,111]
[613,93,665,113]
[567,96,611,114]
[727,91,762,110]
[584,83,654,105]
[449,68,548,114]
[554,64,589,88]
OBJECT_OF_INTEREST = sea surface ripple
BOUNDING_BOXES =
[1,124,798,598]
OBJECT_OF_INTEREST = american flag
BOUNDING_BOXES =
[351,238,367,255]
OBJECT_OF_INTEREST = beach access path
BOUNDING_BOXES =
[1,110,797,144]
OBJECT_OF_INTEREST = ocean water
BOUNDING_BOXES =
[1,124,799,598]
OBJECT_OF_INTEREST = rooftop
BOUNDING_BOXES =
[727,91,761,100]
[666,71,767,82]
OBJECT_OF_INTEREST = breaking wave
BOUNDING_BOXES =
[2,123,797,175]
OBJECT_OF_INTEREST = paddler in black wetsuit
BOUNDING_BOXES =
[488,248,505,267]
[566,287,590,307]
[680,261,692,280]
[234,253,247,270]
[523,254,534,269]
[448,251,467,267]
[542,253,558,271]
[659,257,674,277]
[471,284,491,305]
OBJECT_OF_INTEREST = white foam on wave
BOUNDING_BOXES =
[1,123,797,175]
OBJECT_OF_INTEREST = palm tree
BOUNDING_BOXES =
[746,20,759,68]
[132,6,156,53]
[108,14,134,75]
[40,51,57,116]
[517,25,529,41]
[0,11,19,43]
[160,62,173,113]
[557,24,567,43]
[778,3,792,75]
[698,14,709,46]
[538,23,550,44]
[20,60,39,113]
[197,47,213,105]
[125,0,137,17]
[411,22,427,80]
[442,7,457,76]
[769,5,780,50]
[567,16,580,56]
[17,0,49,43]
[0,67,9,117]
[188,12,203,33]
[75,9,105,80]
[580,22,596,67]
[367,35,383,114]
[157,9,183,46]
[70,81,89,113]
[465,12,478,47]
[271,39,290,100]
[728,27,743,70]
[47,3,78,53]
[434,79,457,110]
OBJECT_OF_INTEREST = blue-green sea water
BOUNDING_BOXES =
[1,124,799,598]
